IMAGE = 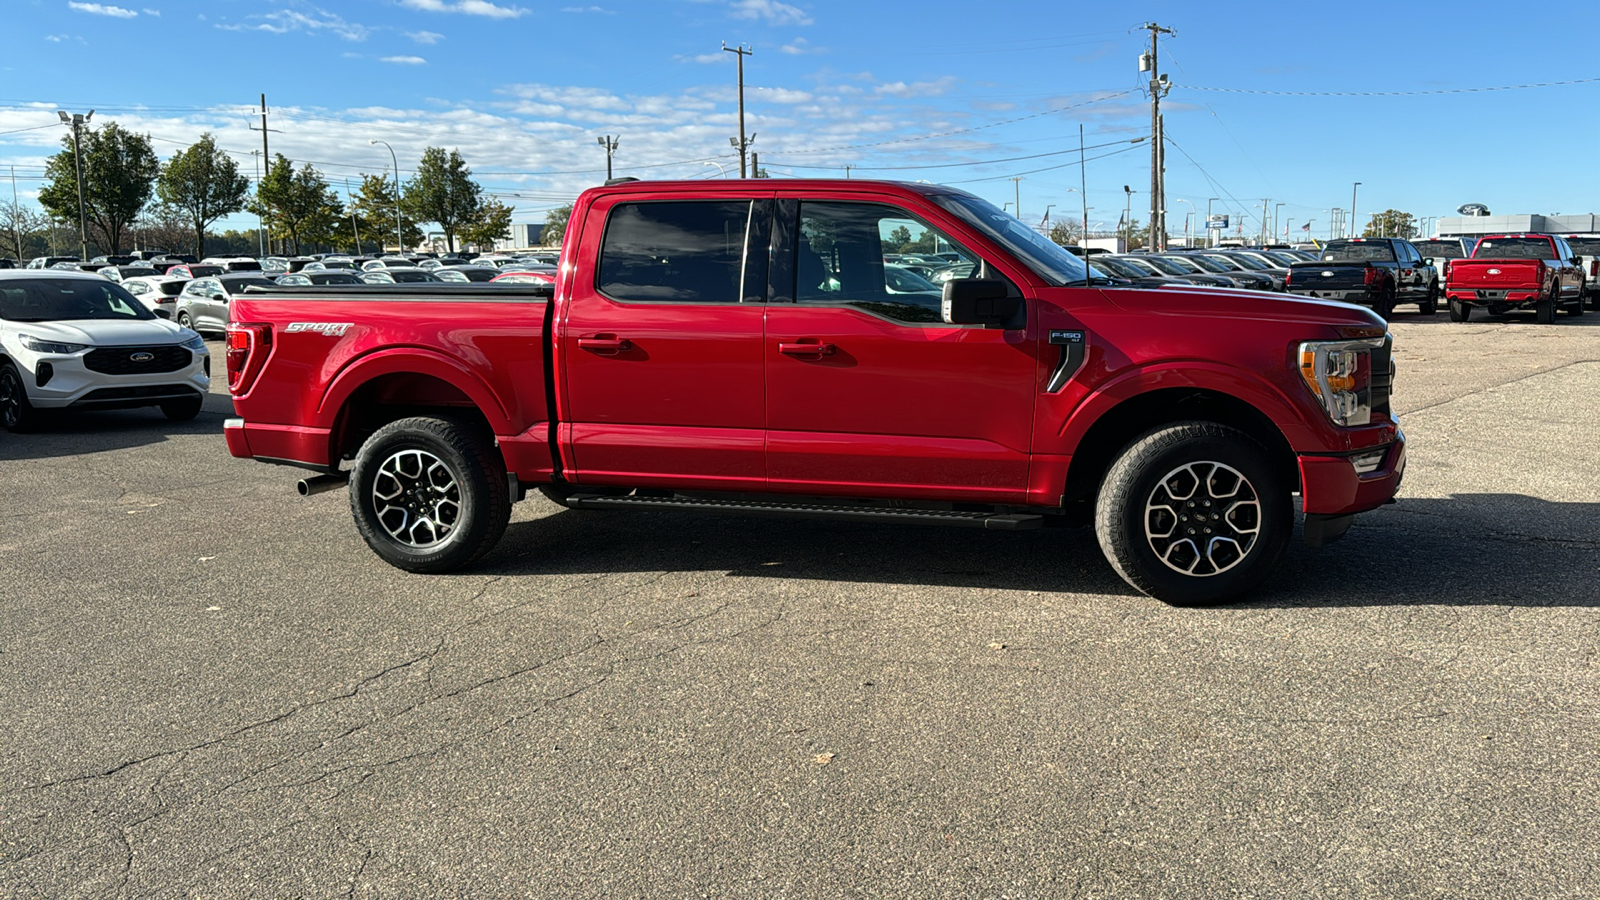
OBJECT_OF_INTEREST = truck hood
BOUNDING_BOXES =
[12,317,190,347]
[1093,284,1385,329]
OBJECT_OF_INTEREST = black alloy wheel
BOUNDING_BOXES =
[0,362,39,433]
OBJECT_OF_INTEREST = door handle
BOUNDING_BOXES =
[778,341,836,358]
[577,335,632,355]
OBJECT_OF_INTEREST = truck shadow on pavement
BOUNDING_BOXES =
[483,492,1599,607]
[0,393,232,461]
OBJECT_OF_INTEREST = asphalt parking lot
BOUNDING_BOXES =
[2,310,1598,898]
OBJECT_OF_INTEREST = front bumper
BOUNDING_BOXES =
[1297,430,1406,545]
[20,346,210,409]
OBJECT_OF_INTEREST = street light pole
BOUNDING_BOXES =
[1351,182,1361,238]
[57,110,93,259]
[1274,202,1285,242]
[1206,197,1219,248]
[370,139,401,254]
[1173,198,1194,247]
[597,135,619,181]
[723,43,753,178]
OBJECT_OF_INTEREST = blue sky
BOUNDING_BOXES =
[6,0,1600,240]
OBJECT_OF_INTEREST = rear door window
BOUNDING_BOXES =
[598,200,766,303]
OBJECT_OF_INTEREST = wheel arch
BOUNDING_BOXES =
[322,350,510,464]
[1061,385,1300,505]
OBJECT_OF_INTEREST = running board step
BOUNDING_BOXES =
[563,493,1044,530]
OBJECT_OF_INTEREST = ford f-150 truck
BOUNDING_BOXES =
[1444,233,1586,323]
[223,179,1405,605]
[1284,238,1437,319]
[1560,234,1600,310]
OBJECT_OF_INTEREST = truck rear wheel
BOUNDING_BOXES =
[1419,282,1438,315]
[1372,286,1395,320]
[1448,298,1472,322]
[1094,422,1292,606]
[1536,287,1557,324]
[349,416,511,573]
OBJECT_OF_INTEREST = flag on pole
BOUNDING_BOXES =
[1301,222,1311,233]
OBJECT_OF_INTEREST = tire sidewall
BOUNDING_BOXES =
[0,363,34,432]
[1098,426,1292,606]
[349,418,500,572]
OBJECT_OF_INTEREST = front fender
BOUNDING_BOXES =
[1056,359,1322,452]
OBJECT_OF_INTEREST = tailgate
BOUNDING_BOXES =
[1288,262,1370,290]
[1448,259,1541,289]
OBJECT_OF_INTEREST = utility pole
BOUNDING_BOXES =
[250,95,283,255]
[723,43,754,178]
[1140,22,1173,251]
[345,177,362,256]
[597,135,619,181]
[1274,202,1285,242]
[1079,124,1089,255]
[56,110,93,259]
[1206,197,1218,248]
[1260,199,1270,246]
[251,150,266,257]
[1010,176,1023,220]
[843,164,853,179]
[9,166,20,260]
[1351,182,1361,239]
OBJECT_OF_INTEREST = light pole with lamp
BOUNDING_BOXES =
[702,160,728,179]
[1351,182,1361,239]
[1205,197,1219,248]
[1173,198,1194,247]
[1122,185,1137,250]
[369,139,402,254]
[1274,202,1285,242]
[57,110,93,259]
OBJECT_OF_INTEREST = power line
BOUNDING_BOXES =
[1180,76,1600,97]
[766,134,1148,171]
[773,90,1135,154]
[944,142,1146,185]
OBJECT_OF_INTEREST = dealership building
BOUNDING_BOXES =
[1437,214,1600,238]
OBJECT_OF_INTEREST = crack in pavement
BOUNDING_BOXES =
[1397,358,1600,418]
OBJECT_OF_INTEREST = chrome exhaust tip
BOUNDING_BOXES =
[296,473,349,497]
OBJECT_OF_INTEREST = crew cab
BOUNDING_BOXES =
[1285,238,1437,319]
[1560,234,1600,310]
[1444,234,1585,323]
[223,179,1406,606]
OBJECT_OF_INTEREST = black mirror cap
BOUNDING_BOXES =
[941,278,1022,327]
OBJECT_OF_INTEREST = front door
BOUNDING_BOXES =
[764,198,1040,503]
[559,193,771,491]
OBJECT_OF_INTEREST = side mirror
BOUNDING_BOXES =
[211,292,228,302]
[941,279,1021,328]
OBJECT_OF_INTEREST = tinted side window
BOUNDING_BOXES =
[598,201,754,303]
[796,201,975,324]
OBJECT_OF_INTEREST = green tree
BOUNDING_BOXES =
[38,120,160,254]
[458,197,514,251]
[401,147,482,254]
[349,173,422,253]
[155,133,250,257]
[1362,209,1417,239]
[885,224,913,253]
[1047,220,1083,247]
[542,205,572,248]
[251,154,343,255]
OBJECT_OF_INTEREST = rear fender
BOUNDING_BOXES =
[320,347,514,435]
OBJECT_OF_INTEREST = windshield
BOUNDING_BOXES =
[1474,237,1557,259]
[1262,250,1302,266]
[1183,255,1230,273]
[1221,253,1271,270]
[223,277,275,293]
[1322,242,1396,262]
[1092,257,1144,279]
[1195,254,1244,271]
[1413,241,1468,259]
[312,273,362,285]
[1135,256,1187,276]
[1153,256,1204,275]
[931,193,1088,286]
[1115,257,1163,276]
[0,277,155,322]
[186,265,224,277]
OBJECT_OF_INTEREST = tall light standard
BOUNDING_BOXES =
[1122,185,1137,249]
[597,135,619,181]
[1173,198,1194,247]
[1351,182,1361,239]
[1274,202,1285,242]
[1040,203,1054,230]
[1206,197,1219,248]
[57,110,93,259]
[369,139,402,253]
[702,160,728,179]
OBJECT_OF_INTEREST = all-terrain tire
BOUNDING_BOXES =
[349,416,511,573]
[1094,422,1292,606]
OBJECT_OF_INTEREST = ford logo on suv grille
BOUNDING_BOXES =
[130,352,155,363]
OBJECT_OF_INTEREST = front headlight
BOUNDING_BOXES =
[180,331,207,352]
[18,334,88,354]
[1297,337,1385,426]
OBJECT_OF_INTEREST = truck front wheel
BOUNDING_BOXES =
[1094,422,1292,606]
[349,416,511,573]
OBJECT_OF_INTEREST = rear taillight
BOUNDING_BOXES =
[1363,267,1380,285]
[1590,260,1597,277]
[226,323,271,394]
[1284,269,1293,287]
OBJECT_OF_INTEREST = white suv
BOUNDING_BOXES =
[0,271,211,432]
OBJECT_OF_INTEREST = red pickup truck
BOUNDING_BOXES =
[1444,233,1586,323]
[223,179,1405,605]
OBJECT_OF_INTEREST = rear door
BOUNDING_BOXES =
[763,194,1039,503]
[558,191,772,491]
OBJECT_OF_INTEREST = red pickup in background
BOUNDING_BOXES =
[224,179,1405,605]
[1444,233,1586,323]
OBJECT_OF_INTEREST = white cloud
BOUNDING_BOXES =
[381,55,428,65]
[875,76,958,98]
[399,0,527,18]
[560,5,612,11]
[215,7,369,40]
[142,7,160,15]
[779,37,820,55]
[67,2,138,18]
[686,52,725,64]
[405,30,445,43]
[729,0,811,25]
